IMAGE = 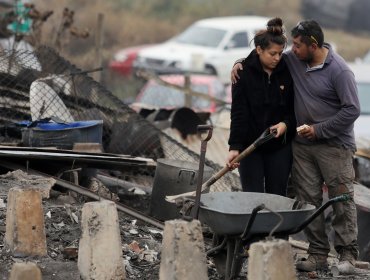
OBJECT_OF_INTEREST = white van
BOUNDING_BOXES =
[133,16,269,84]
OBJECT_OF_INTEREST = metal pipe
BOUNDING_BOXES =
[240,204,265,240]
[206,237,227,256]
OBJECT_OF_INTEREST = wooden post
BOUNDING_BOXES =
[93,13,104,82]
[184,73,192,108]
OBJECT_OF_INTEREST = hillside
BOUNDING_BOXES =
[28,0,370,98]
[31,0,370,63]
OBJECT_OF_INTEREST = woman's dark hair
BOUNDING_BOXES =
[253,17,287,50]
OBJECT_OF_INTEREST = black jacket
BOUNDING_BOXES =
[228,50,296,152]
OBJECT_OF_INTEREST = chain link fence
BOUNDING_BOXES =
[0,46,241,192]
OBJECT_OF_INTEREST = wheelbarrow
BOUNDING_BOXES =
[167,126,350,278]
[198,191,350,279]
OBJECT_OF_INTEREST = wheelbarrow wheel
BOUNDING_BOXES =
[211,234,244,278]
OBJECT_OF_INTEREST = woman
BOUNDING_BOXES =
[227,17,295,196]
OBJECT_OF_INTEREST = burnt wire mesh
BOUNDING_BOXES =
[0,46,241,192]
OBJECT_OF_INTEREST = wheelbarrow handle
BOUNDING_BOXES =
[240,204,265,239]
[287,194,351,235]
[239,194,352,244]
[330,193,351,203]
[240,204,285,241]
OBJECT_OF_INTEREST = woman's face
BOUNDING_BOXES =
[256,43,284,71]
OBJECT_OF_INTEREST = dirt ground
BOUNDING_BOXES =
[0,170,217,280]
[0,170,370,280]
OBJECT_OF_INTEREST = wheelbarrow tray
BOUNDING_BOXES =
[199,192,316,236]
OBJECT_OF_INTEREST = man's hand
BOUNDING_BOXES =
[297,124,316,141]
[226,150,240,170]
[231,63,243,84]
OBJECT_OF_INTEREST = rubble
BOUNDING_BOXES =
[0,46,369,279]
[0,170,370,279]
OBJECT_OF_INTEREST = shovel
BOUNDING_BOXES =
[166,128,277,203]
[193,124,213,219]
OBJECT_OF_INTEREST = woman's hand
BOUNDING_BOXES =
[270,122,287,137]
[231,63,243,84]
[226,150,240,170]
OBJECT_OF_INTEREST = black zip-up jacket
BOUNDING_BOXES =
[228,50,296,152]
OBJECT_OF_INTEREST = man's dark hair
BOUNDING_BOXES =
[291,20,324,47]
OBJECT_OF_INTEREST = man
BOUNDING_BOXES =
[231,20,360,272]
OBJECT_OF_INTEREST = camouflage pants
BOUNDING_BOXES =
[291,141,359,257]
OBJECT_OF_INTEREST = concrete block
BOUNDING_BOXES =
[0,170,55,198]
[248,239,296,280]
[9,262,42,280]
[5,188,47,257]
[78,200,125,280]
[160,219,208,280]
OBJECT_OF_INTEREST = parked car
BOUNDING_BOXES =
[132,74,227,113]
[133,16,269,84]
[109,44,152,77]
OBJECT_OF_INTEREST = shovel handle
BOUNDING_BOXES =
[201,129,276,191]
[165,128,276,203]
[229,144,257,165]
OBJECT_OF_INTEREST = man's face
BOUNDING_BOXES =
[291,35,314,63]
